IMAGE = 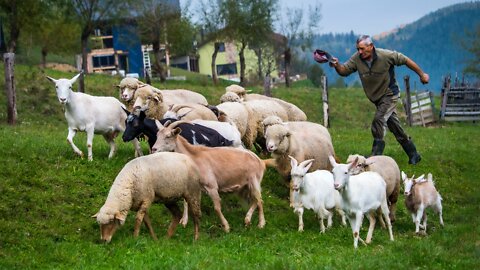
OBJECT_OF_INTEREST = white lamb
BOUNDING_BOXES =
[46,72,141,160]
[329,156,394,249]
[289,156,346,232]
[402,171,444,234]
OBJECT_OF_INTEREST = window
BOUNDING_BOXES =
[92,55,115,68]
[216,63,237,75]
[215,42,225,52]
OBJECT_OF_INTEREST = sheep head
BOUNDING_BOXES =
[264,124,291,153]
[92,208,127,243]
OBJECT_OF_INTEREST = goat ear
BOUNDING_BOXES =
[328,155,337,167]
[122,107,130,116]
[173,127,182,136]
[300,159,314,172]
[427,173,433,182]
[155,120,163,130]
[70,72,83,84]
[139,110,146,120]
[178,109,193,120]
[288,155,298,168]
[91,212,99,219]
[348,157,359,170]
[401,171,407,181]
[415,174,425,183]
[45,76,57,83]
[164,120,172,127]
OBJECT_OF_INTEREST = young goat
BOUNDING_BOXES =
[402,171,444,234]
[289,156,346,233]
[46,72,141,160]
[329,156,394,248]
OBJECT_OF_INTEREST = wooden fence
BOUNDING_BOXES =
[440,76,480,122]
[402,76,436,127]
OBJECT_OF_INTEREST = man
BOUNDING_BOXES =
[321,35,428,164]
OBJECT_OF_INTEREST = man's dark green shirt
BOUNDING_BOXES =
[339,48,409,103]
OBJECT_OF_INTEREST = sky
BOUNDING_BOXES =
[182,0,474,35]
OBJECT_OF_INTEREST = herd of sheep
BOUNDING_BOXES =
[46,73,444,248]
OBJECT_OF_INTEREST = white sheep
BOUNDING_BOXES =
[264,121,335,179]
[93,152,203,242]
[118,77,208,106]
[163,103,218,121]
[289,156,346,232]
[329,156,394,249]
[224,84,307,121]
[346,154,401,223]
[401,171,444,234]
[216,101,255,148]
[46,72,141,161]
[132,86,168,120]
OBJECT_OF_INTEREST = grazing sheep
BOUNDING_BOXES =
[329,156,394,249]
[152,121,266,232]
[163,103,218,121]
[346,154,401,223]
[93,152,202,242]
[289,156,346,232]
[191,119,243,148]
[117,77,208,106]
[46,72,141,160]
[224,84,307,121]
[402,171,444,234]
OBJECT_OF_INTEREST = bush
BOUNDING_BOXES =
[307,64,324,87]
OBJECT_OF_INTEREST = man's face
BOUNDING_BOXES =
[356,41,374,60]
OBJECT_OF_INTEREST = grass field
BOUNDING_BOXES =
[0,66,478,269]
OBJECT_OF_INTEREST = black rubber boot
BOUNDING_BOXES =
[370,139,385,156]
[400,139,422,165]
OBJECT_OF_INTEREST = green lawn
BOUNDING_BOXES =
[0,66,478,269]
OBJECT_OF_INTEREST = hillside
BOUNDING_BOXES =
[309,2,480,92]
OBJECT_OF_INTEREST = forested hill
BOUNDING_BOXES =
[309,2,480,93]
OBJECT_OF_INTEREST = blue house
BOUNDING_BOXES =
[82,22,144,77]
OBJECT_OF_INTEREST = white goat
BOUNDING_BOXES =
[329,156,394,248]
[402,171,444,234]
[46,72,141,160]
[289,156,346,232]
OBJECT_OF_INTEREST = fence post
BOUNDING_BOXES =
[321,75,329,128]
[3,52,17,125]
[440,76,450,120]
[404,75,412,126]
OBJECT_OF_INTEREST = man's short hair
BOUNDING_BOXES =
[356,35,373,45]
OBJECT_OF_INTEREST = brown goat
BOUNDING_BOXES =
[152,121,266,232]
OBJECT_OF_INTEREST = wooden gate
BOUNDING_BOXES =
[402,76,436,127]
[440,76,480,122]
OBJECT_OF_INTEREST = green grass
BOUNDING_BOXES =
[0,65,479,269]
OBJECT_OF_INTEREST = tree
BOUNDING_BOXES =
[462,24,480,76]
[71,0,129,92]
[277,2,321,87]
[0,0,46,53]
[219,0,277,86]
[198,0,224,85]
[134,0,193,82]
[22,1,80,68]
[307,64,323,88]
